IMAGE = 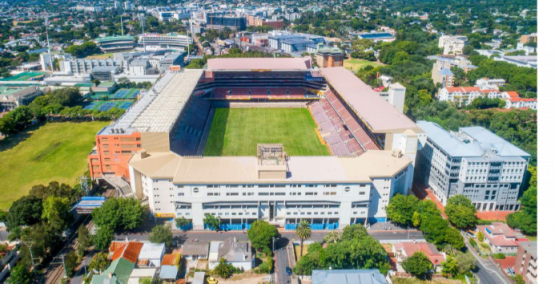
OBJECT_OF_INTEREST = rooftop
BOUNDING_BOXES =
[320,67,419,133]
[130,70,203,133]
[207,58,311,71]
[138,242,165,259]
[182,241,210,256]
[129,149,411,184]
[417,121,530,159]
[311,269,387,284]
[518,241,537,259]
[96,35,135,43]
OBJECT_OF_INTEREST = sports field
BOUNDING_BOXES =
[204,108,329,156]
[0,121,109,209]
[344,58,384,72]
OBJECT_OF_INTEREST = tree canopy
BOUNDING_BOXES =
[445,195,478,228]
[247,220,279,253]
[402,252,433,279]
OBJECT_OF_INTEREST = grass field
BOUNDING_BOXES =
[344,58,384,72]
[86,53,114,59]
[204,108,329,156]
[0,121,109,209]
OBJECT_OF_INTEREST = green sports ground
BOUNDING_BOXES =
[204,108,329,156]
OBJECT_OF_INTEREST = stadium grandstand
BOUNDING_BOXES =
[88,58,426,230]
[138,33,193,51]
[95,35,135,52]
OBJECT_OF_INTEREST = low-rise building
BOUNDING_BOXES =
[0,86,42,111]
[514,241,537,284]
[417,121,530,211]
[315,45,344,68]
[477,222,519,253]
[312,269,387,284]
[208,238,254,271]
[182,241,210,260]
[393,242,446,272]
[138,242,166,268]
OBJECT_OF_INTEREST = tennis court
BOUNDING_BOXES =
[82,101,134,111]
[91,88,141,100]
[0,72,45,81]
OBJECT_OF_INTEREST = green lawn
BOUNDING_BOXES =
[0,121,109,209]
[344,58,384,72]
[204,108,329,156]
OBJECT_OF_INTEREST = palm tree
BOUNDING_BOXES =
[296,220,312,257]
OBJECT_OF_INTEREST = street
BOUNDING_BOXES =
[462,234,511,284]
[274,238,294,284]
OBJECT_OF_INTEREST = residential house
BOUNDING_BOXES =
[393,242,446,272]
[109,241,144,264]
[160,253,181,281]
[500,92,537,110]
[91,258,135,284]
[138,242,166,268]
[477,222,519,253]
[208,238,254,271]
[182,241,210,260]
[128,268,157,284]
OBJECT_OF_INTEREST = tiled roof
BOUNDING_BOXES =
[161,253,181,266]
[110,241,144,263]
[445,86,481,93]
[393,242,446,265]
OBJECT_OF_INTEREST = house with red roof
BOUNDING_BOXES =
[392,242,446,272]
[109,241,144,264]
[477,222,522,254]
[500,91,537,110]
[438,86,536,110]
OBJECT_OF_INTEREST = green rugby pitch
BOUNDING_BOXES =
[204,108,329,156]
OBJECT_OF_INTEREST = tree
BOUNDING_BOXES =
[213,258,234,279]
[6,195,43,232]
[296,220,312,257]
[8,264,33,284]
[452,250,476,274]
[445,195,477,228]
[204,214,221,231]
[64,251,79,277]
[77,225,93,258]
[42,196,73,232]
[247,220,279,253]
[385,195,419,227]
[174,217,191,229]
[412,211,421,227]
[92,198,146,233]
[402,252,433,279]
[477,231,484,242]
[94,226,115,251]
[323,230,341,244]
[507,186,537,235]
[341,223,367,241]
[441,256,459,277]
[88,252,110,273]
[149,224,173,247]
[514,274,525,284]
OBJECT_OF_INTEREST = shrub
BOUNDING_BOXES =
[469,238,477,248]
[493,253,506,259]
[477,231,484,242]
[480,243,491,250]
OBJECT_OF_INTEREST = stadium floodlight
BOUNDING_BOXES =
[44,12,54,71]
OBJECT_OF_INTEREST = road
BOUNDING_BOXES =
[462,234,511,284]
[274,238,294,284]
[116,230,424,243]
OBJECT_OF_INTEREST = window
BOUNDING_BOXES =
[193,188,199,193]
[226,192,239,196]
[344,187,350,192]
[178,193,184,196]
[359,191,365,195]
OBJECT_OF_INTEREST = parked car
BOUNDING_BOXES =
[286,267,292,276]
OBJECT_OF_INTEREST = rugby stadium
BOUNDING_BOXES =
[88,57,427,230]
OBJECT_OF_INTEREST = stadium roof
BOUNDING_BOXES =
[127,70,202,133]
[129,149,411,184]
[320,67,420,133]
[96,35,135,43]
[207,58,311,71]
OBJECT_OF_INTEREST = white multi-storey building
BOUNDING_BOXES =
[416,121,530,211]
[438,35,466,55]
[129,148,413,230]
[438,87,537,110]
